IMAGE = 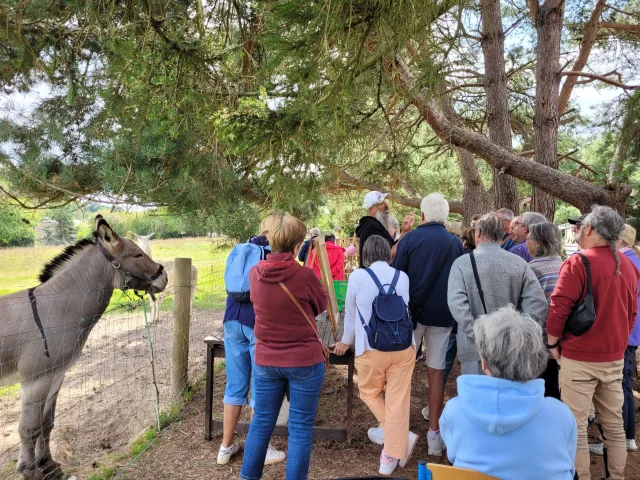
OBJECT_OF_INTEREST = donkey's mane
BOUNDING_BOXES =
[39,238,96,284]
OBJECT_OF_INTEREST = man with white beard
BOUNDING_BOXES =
[355,191,415,267]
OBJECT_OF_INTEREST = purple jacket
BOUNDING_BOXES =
[509,241,533,263]
[622,248,640,346]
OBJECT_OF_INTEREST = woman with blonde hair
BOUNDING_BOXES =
[240,212,329,480]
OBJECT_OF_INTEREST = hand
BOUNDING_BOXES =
[401,213,416,233]
[331,342,350,356]
[550,347,561,360]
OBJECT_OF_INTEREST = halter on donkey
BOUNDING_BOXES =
[0,216,168,480]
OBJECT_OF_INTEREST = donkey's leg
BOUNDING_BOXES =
[35,373,65,479]
[154,296,164,323]
[17,377,51,480]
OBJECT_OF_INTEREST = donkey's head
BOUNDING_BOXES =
[95,216,168,294]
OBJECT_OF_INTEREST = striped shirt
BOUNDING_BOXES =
[529,256,563,302]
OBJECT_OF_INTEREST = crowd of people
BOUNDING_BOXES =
[218,191,640,480]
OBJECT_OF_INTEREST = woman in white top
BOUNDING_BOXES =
[333,235,417,476]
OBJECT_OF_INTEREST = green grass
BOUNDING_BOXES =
[0,237,231,311]
[0,383,20,398]
[129,428,158,457]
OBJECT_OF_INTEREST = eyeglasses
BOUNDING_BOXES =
[573,221,589,230]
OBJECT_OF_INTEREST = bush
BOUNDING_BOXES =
[0,205,35,247]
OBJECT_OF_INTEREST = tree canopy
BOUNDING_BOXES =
[1,0,639,236]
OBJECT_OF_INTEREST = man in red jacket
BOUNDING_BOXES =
[547,206,640,480]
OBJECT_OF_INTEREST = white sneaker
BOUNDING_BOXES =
[379,451,399,476]
[422,405,430,422]
[368,426,384,445]
[628,439,638,451]
[217,442,240,465]
[427,429,445,457]
[589,443,604,455]
[264,444,286,465]
[399,431,419,468]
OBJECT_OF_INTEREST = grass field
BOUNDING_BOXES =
[0,237,232,311]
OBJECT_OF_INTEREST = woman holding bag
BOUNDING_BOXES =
[240,212,329,480]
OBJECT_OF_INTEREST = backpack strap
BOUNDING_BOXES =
[364,268,385,293]
[470,251,487,315]
[576,253,593,295]
[389,269,401,292]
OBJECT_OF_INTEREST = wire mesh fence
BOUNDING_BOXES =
[0,239,230,479]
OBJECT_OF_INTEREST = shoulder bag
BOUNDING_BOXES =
[279,281,331,367]
[469,251,487,315]
[564,253,596,336]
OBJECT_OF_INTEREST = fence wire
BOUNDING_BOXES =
[0,248,228,479]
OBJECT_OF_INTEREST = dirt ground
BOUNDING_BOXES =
[119,357,640,480]
[0,307,223,479]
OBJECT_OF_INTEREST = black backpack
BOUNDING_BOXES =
[357,268,413,352]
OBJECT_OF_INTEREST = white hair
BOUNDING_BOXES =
[420,193,449,223]
[474,306,547,382]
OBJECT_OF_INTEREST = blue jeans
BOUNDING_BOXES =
[240,362,325,480]
[442,334,457,385]
[623,345,637,440]
[223,320,256,408]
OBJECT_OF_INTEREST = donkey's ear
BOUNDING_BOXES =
[95,216,121,248]
[149,232,154,239]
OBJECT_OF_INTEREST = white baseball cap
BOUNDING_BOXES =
[363,191,389,209]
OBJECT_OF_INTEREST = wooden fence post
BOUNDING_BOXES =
[171,257,192,401]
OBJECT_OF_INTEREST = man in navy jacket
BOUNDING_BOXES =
[393,193,463,457]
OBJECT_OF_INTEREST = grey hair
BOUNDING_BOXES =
[474,305,547,382]
[421,193,449,223]
[388,216,400,231]
[362,235,392,267]
[528,222,562,258]
[476,213,503,242]
[309,228,321,236]
[496,208,514,221]
[584,205,625,274]
[520,211,548,227]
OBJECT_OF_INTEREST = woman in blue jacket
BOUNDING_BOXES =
[440,305,577,480]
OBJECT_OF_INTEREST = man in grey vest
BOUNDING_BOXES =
[447,213,548,374]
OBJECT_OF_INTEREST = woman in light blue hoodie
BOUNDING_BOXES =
[440,306,577,480]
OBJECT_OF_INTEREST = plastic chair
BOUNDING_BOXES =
[419,462,498,480]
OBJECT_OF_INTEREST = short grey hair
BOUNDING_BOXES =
[528,222,562,258]
[309,228,321,237]
[388,216,400,231]
[496,208,514,221]
[520,211,548,227]
[476,213,503,242]
[584,205,625,274]
[421,193,449,223]
[362,235,392,267]
[474,306,547,382]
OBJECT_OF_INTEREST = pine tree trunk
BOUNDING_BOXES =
[480,0,518,213]
[531,0,565,220]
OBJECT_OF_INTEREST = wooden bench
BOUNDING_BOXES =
[203,312,355,446]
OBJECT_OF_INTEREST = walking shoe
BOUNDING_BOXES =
[627,439,638,451]
[427,429,445,457]
[368,426,384,445]
[589,443,604,455]
[399,431,419,468]
[264,444,286,465]
[217,443,240,465]
[422,405,430,422]
[379,451,399,476]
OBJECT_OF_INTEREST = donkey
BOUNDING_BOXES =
[133,233,198,323]
[0,216,168,480]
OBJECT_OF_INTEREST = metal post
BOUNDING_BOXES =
[171,257,191,401]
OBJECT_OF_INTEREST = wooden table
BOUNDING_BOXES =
[203,311,354,446]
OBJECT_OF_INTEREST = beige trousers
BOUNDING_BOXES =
[356,347,415,459]
[559,356,626,480]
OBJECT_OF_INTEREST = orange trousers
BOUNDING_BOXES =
[355,347,415,459]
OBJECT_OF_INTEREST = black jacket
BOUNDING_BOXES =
[355,216,395,267]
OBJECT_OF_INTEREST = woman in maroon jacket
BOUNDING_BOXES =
[240,212,328,480]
